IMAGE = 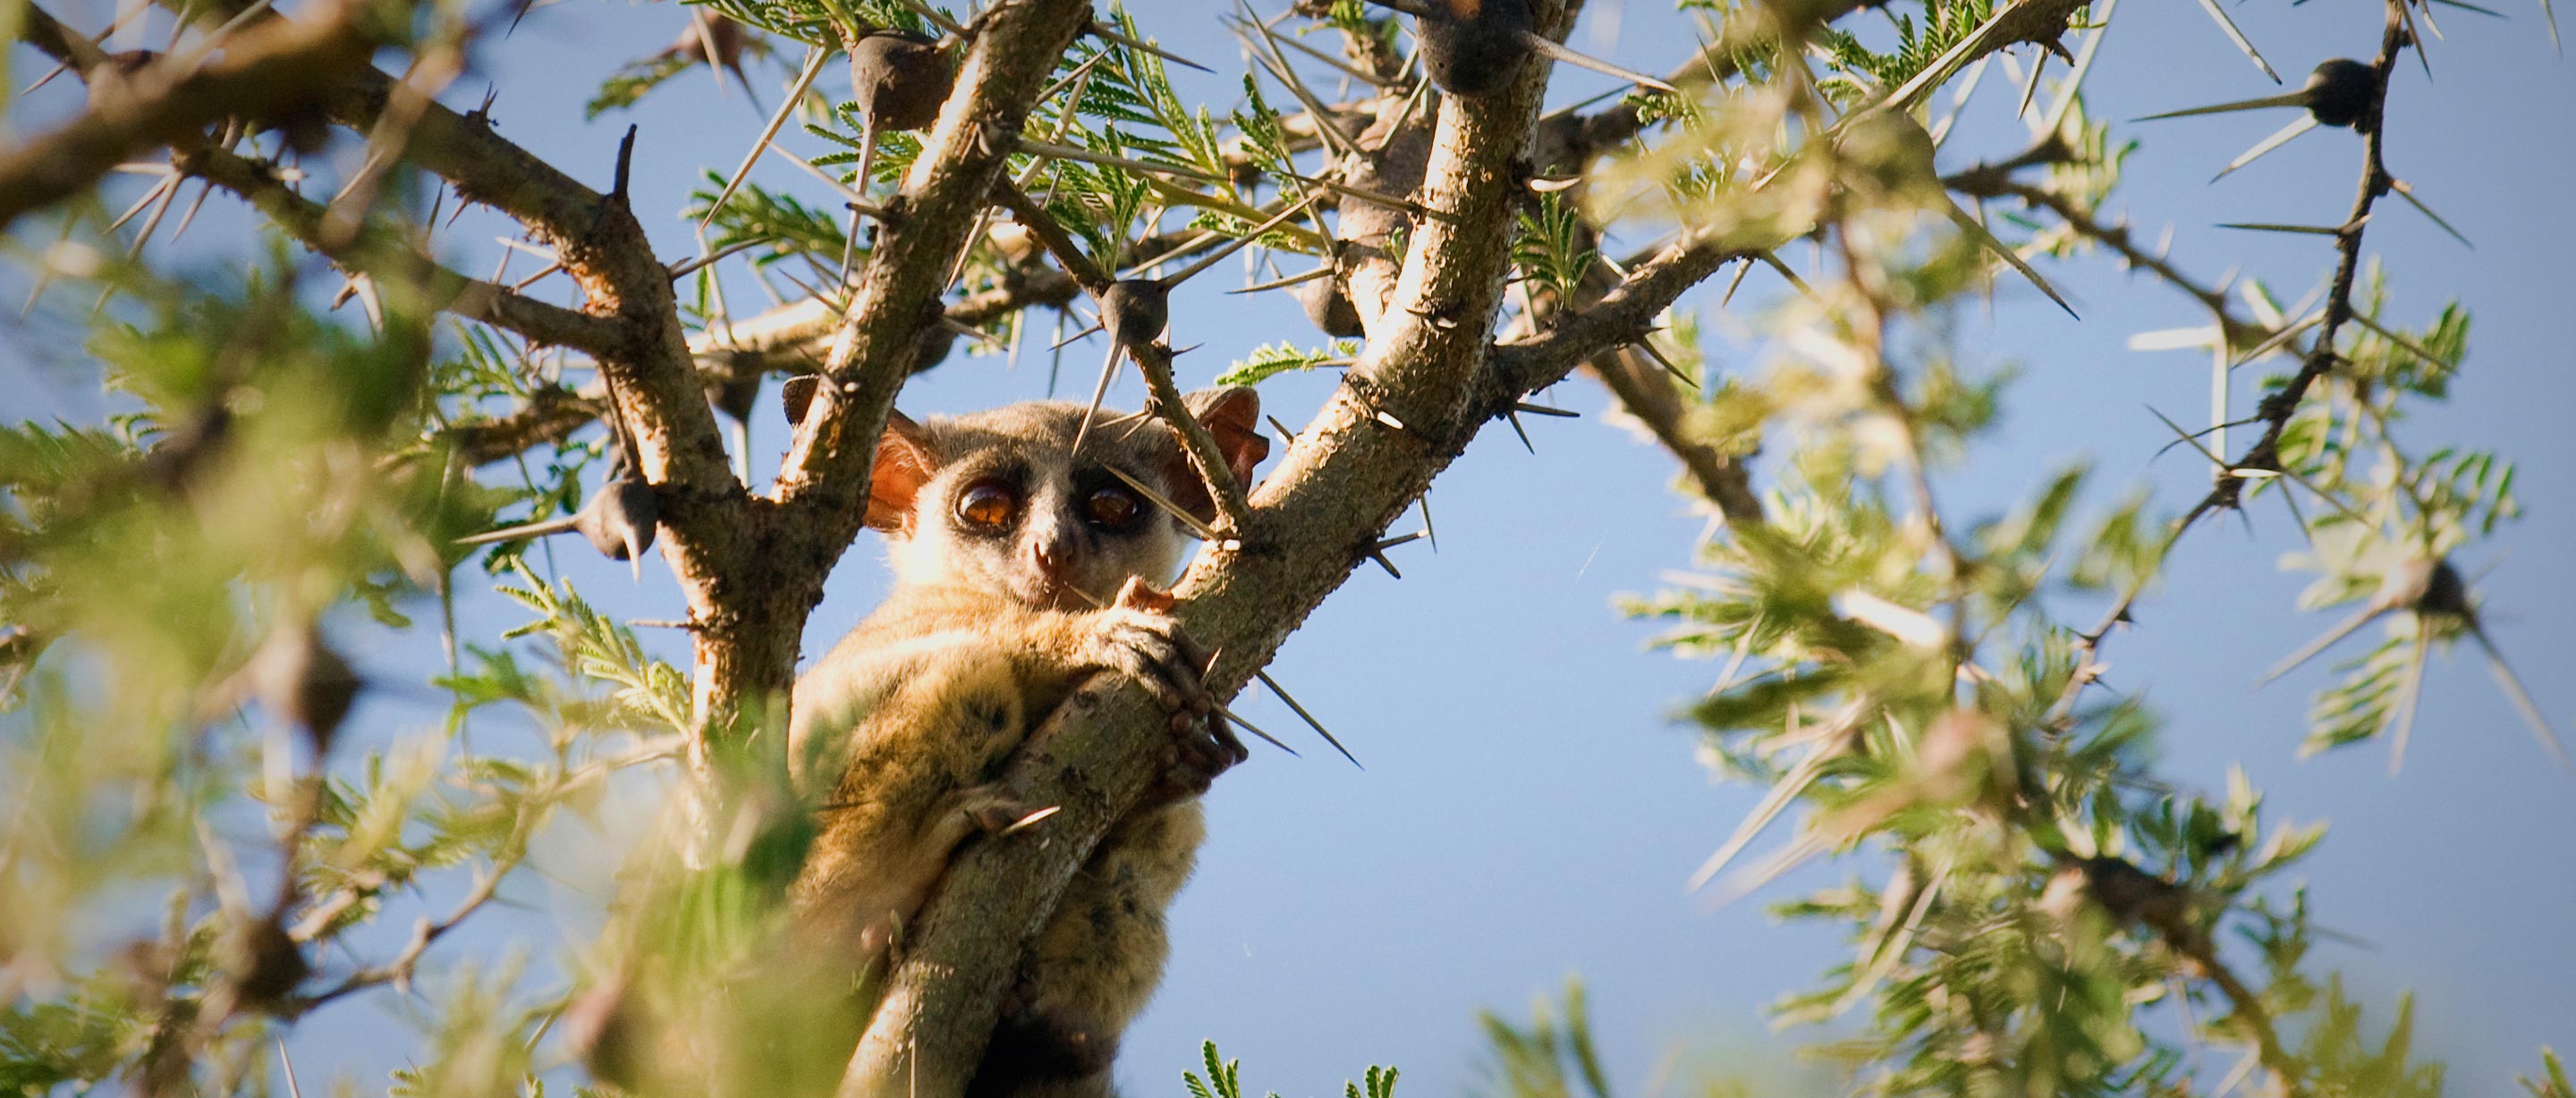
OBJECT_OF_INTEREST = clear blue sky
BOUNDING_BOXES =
[4,0,2572,1095]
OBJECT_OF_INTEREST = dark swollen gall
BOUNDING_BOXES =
[1298,274,1365,338]
[2301,58,2378,130]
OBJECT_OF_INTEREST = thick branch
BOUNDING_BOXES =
[1582,349,1766,524]
[687,264,1082,375]
[157,0,767,718]
[841,7,1750,1097]
[441,384,600,466]
[1486,237,1748,400]
[767,0,1094,578]
[2,3,380,230]
[174,144,624,351]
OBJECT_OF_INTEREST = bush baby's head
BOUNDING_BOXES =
[855,390,1267,610]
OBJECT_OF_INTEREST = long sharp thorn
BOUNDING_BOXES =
[1719,257,1755,308]
[2394,2,2435,78]
[1050,319,1104,351]
[2467,628,2571,768]
[2015,46,2047,119]
[1942,199,2077,317]
[2390,182,2473,248]
[1513,31,1679,92]
[2350,312,2449,367]
[1513,401,1578,418]
[1368,551,1402,579]
[2229,311,2319,367]
[1000,806,1062,836]
[2274,477,2315,544]
[1285,172,1445,220]
[1874,1,2018,112]
[1265,414,1298,447]
[2191,0,2282,81]
[123,173,182,260]
[667,237,766,280]
[625,529,644,583]
[1046,313,1067,397]
[1633,336,1697,387]
[2038,0,2121,135]
[1070,342,1123,458]
[1255,668,1359,767]
[702,46,826,232]
[2258,604,2385,685]
[1242,13,1398,86]
[778,148,885,215]
[21,60,72,96]
[691,10,726,94]
[1506,410,1536,453]
[1213,703,1294,755]
[277,1039,305,1098]
[2135,92,2310,122]
[167,181,214,243]
[1089,21,1212,72]
[2544,0,2563,53]
[1238,25,1360,159]
[843,122,877,283]
[456,514,584,545]
[888,0,968,36]
[1758,251,1818,301]
[106,175,177,233]
[1418,494,1437,553]
[1016,139,1228,183]
[1227,266,1333,294]
[2211,114,2318,182]
[2217,222,2343,236]
[1102,464,1225,544]
[1154,190,1325,290]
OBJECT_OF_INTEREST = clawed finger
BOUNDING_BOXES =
[1114,575,1177,613]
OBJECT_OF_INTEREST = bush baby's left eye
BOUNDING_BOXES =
[1084,486,1141,528]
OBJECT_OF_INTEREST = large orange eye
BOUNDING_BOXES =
[1084,486,1142,528]
[954,480,1020,532]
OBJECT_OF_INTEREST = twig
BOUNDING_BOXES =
[3,2,383,229]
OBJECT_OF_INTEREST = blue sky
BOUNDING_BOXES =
[4,0,2573,1095]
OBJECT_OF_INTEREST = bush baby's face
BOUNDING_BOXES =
[865,392,1266,610]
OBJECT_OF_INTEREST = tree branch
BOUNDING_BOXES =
[1949,173,2266,350]
[173,143,625,351]
[2,2,382,230]
[2190,4,2405,526]
[1547,0,1880,164]
[767,0,1095,580]
[839,6,1757,1096]
[441,384,601,466]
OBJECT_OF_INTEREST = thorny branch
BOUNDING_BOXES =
[2190,7,2408,528]
[7,0,2421,1090]
[1948,173,2269,351]
[2015,9,2414,1092]
[768,0,1096,570]
[2,2,383,230]
[835,4,1793,1094]
[173,142,626,351]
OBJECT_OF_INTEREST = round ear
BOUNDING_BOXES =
[862,411,939,533]
[1185,386,1270,486]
